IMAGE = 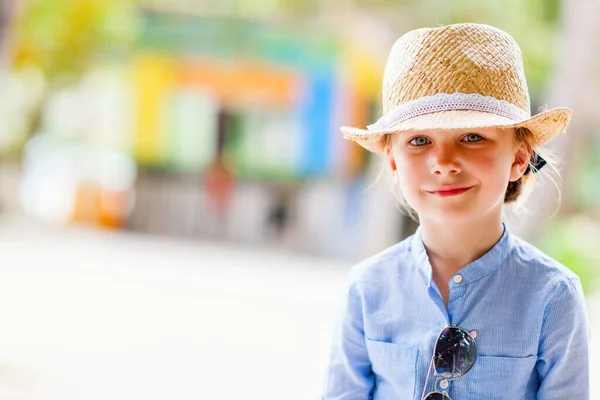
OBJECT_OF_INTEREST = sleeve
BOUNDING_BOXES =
[321,278,375,400]
[536,277,590,399]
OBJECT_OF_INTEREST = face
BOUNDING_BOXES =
[386,127,530,225]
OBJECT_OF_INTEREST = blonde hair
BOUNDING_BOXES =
[376,127,561,221]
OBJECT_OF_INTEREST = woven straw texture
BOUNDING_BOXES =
[341,23,572,154]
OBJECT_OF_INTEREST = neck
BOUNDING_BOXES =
[419,215,505,277]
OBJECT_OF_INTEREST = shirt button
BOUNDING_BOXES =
[440,379,449,389]
[453,275,463,284]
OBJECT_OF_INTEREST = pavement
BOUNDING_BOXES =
[0,214,598,399]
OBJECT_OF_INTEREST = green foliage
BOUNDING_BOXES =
[11,0,141,80]
[536,215,600,295]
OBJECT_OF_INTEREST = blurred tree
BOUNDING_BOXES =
[8,0,140,144]
[0,0,18,64]
[544,0,600,210]
[11,0,139,79]
[0,0,18,212]
[517,0,600,239]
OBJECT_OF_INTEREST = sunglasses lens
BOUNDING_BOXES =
[423,393,451,400]
[434,327,477,379]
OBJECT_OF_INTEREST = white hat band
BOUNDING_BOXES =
[367,92,531,131]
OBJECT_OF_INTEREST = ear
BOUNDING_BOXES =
[386,146,397,173]
[509,143,532,182]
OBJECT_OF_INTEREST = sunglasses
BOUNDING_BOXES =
[420,324,478,400]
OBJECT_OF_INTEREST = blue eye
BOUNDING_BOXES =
[409,137,431,146]
[462,133,484,142]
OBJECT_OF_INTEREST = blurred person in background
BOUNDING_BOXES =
[203,152,235,238]
[321,23,588,400]
[203,114,235,238]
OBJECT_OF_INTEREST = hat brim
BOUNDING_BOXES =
[341,107,572,154]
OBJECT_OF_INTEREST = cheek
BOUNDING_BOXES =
[394,150,427,174]
[470,152,513,189]
[394,156,427,198]
[471,154,498,174]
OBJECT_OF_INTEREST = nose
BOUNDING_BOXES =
[430,146,461,176]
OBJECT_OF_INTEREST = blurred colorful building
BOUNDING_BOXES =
[16,6,410,260]
[129,11,374,177]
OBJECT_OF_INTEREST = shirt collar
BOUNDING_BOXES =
[410,222,514,285]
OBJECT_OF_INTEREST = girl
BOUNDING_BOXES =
[321,23,589,399]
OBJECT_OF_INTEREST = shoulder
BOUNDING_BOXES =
[509,234,583,301]
[346,233,416,288]
[511,235,579,281]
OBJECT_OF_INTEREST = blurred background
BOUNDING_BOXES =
[0,0,599,398]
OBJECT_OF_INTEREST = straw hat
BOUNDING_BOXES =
[342,23,572,154]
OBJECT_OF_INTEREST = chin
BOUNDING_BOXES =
[415,203,487,224]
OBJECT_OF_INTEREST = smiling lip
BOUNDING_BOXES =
[427,185,475,197]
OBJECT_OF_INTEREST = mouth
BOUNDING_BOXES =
[427,185,475,197]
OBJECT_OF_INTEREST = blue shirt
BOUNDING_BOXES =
[321,224,589,399]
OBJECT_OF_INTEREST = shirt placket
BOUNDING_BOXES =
[445,274,470,400]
